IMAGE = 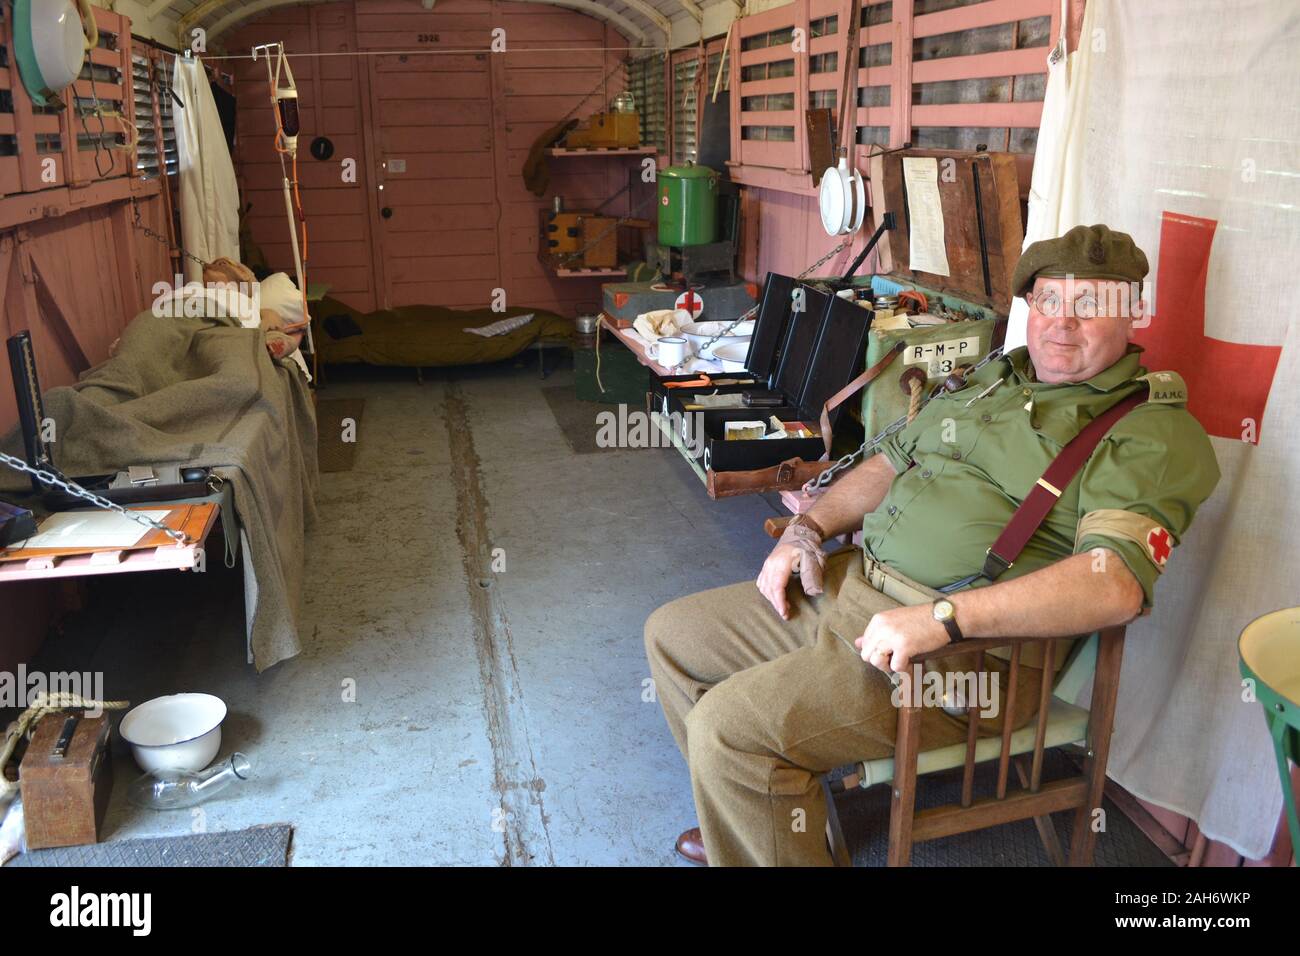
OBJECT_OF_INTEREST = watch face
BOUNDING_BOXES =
[933,600,955,622]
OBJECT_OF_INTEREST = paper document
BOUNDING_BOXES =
[902,157,950,276]
[13,510,174,551]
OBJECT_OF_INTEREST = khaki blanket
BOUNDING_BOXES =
[1,310,318,671]
[314,297,572,368]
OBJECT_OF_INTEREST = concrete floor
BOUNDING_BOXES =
[22,357,786,866]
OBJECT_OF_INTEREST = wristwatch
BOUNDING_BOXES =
[932,599,964,644]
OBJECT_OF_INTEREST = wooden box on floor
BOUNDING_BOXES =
[19,714,114,849]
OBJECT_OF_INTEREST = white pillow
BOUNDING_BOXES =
[258,272,306,326]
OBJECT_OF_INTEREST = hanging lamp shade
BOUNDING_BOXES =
[13,0,95,109]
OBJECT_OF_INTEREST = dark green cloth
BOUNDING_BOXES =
[314,297,572,368]
[865,345,1220,610]
[1011,224,1150,297]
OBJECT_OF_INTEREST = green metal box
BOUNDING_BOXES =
[860,318,1002,437]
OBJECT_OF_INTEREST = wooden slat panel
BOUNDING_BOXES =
[504,50,606,70]
[0,159,21,198]
[73,81,125,101]
[352,12,493,32]
[385,124,493,152]
[913,0,1054,38]
[740,78,800,97]
[851,106,893,127]
[383,229,497,258]
[386,254,499,281]
[381,178,496,206]
[739,140,800,169]
[376,98,489,126]
[371,72,491,99]
[371,52,490,73]
[497,11,606,42]
[912,45,1051,82]
[911,100,1044,128]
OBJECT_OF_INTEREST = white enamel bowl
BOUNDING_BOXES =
[712,341,750,373]
[119,693,228,773]
[818,157,866,236]
[680,320,755,360]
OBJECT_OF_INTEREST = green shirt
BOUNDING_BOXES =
[864,345,1220,610]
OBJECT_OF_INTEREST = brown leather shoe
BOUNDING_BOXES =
[675,827,708,866]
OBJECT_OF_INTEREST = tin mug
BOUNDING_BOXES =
[656,336,689,367]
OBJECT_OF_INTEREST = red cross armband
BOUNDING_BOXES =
[1075,509,1176,572]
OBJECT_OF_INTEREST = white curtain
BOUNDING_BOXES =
[1004,0,1092,350]
[173,55,239,282]
[1037,0,1300,859]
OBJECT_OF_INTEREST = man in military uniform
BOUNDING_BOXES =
[644,224,1220,866]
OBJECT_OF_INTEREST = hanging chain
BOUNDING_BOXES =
[131,200,206,269]
[797,239,852,281]
[0,452,190,546]
[802,345,1008,493]
[659,303,759,373]
[657,239,848,374]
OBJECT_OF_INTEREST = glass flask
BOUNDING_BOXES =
[128,753,252,810]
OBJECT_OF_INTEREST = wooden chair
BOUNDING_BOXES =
[824,627,1127,866]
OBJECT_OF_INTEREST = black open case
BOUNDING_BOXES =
[649,272,872,477]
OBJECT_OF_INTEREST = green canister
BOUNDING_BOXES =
[658,163,719,247]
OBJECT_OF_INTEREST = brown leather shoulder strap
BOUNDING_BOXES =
[979,387,1147,582]
[818,342,905,456]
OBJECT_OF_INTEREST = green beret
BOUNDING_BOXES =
[1011,224,1150,298]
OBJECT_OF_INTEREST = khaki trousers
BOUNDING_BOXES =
[643,548,1045,867]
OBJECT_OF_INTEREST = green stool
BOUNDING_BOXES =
[1238,607,1300,860]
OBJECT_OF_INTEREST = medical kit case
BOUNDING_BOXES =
[650,272,872,488]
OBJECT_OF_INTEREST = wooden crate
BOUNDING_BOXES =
[19,713,114,850]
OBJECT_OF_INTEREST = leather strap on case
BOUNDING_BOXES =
[706,457,829,498]
[978,387,1147,583]
[818,342,906,456]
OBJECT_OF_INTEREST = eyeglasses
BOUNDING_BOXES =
[1030,289,1103,319]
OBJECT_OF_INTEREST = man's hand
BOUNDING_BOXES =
[756,521,826,620]
[854,604,950,674]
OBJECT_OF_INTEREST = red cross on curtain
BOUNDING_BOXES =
[1134,212,1283,443]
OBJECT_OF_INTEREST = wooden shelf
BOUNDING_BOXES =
[546,147,655,157]
[546,263,626,278]
[538,249,624,279]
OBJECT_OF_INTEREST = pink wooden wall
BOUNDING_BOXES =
[0,0,1288,867]
[734,0,1069,283]
[0,7,174,676]
[227,0,636,316]
[0,188,173,677]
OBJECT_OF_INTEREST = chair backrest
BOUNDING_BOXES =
[1052,633,1098,706]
